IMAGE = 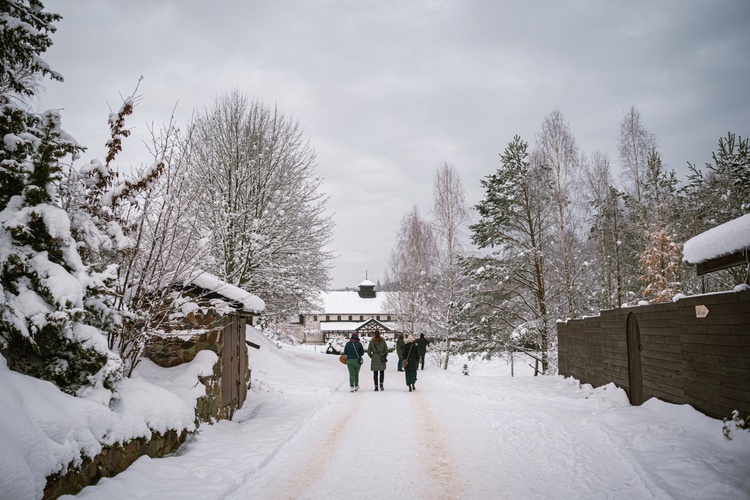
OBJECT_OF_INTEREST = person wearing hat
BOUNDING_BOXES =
[401,334,420,392]
[343,333,365,392]
[367,330,388,391]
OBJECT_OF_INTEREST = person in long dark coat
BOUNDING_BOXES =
[396,333,405,371]
[367,331,388,391]
[401,335,420,391]
[417,333,430,370]
[344,333,365,392]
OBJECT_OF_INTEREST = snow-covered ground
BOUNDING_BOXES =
[61,332,750,499]
[50,327,748,500]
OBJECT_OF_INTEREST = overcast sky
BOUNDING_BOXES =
[37,0,750,289]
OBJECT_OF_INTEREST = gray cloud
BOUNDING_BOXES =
[37,0,750,288]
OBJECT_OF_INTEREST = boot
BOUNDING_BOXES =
[380,384,384,391]
[374,386,378,391]
[408,386,412,392]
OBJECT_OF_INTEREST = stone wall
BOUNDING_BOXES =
[42,312,254,498]
[43,429,188,499]
[144,312,251,422]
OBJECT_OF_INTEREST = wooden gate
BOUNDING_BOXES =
[221,314,248,409]
[626,312,644,405]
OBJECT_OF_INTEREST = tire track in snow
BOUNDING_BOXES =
[414,390,466,499]
[273,394,362,499]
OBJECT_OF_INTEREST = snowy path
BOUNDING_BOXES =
[68,333,750,500]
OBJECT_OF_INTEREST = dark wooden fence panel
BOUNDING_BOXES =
[557,289,750,419]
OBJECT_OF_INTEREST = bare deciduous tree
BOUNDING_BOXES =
[618,106,656,211]
[184,90,334,320]
[429,162,470,369]
[385,206,437,340]
[535,110,583,318]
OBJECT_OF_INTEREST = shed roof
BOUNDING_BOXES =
[185,271,265,314]
[683,213,750,274]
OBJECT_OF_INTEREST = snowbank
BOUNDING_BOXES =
[0,350,217,500]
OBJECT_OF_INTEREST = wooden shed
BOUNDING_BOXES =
[144,271,264,421]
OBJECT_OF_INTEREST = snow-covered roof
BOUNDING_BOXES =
[683,213,750,265]
[185,271,265,314]
[317,290,392,314]
[358,279,375,287]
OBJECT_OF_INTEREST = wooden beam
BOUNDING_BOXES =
[696,250,749,276]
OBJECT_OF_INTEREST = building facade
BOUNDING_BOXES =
[291,280,400,342]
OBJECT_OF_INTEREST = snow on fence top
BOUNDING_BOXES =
[185,271,265,314]
[683,213,750,265]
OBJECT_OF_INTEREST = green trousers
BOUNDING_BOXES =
[405,369,418,385]
[347,359,362,387]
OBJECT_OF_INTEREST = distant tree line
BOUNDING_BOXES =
[386,108,748,375]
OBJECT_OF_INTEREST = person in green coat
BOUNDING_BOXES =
[396,333,405,371]
[367,331,388,391]
[401,335,419,392]
[344,333,365,392]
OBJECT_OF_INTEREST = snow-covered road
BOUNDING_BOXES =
[68,329,750,499]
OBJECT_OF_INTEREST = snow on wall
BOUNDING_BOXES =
[683,213,750,264]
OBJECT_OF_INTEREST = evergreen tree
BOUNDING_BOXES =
[0,0,62,98]
[470,136,553,374]
[0,0,122,394]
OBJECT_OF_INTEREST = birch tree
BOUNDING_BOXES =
[618,106,656,213]
[429,162,470,369]
[585,151,627,308]
[535,110,583,318]
[385,206,436,340]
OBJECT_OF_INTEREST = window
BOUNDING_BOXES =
[337,315,341,321]
[387,315,391,321]
[326,315,330,321]
[376,315,380,320]
[348,315,352,321]
[360,315,364,321]
[313,315,317,321]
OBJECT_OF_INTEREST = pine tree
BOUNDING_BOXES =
[470,135,553,374]
[0,0,122,394]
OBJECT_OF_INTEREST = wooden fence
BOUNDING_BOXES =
[557,289,750,419]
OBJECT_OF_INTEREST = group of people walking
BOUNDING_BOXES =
[342,331,429,393]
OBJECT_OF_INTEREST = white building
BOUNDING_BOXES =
[292,280,400,342]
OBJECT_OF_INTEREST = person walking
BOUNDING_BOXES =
[402,335,419,392]
[367,331,388,391]
[396,333,405,371]
[344,333,364,392]
[417,333,430,370]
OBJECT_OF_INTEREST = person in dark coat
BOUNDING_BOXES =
[401,335,419,391]
[417,333,430,370]
[396,333,405,371]
[344,333,365,392]
[367,331,388,391]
